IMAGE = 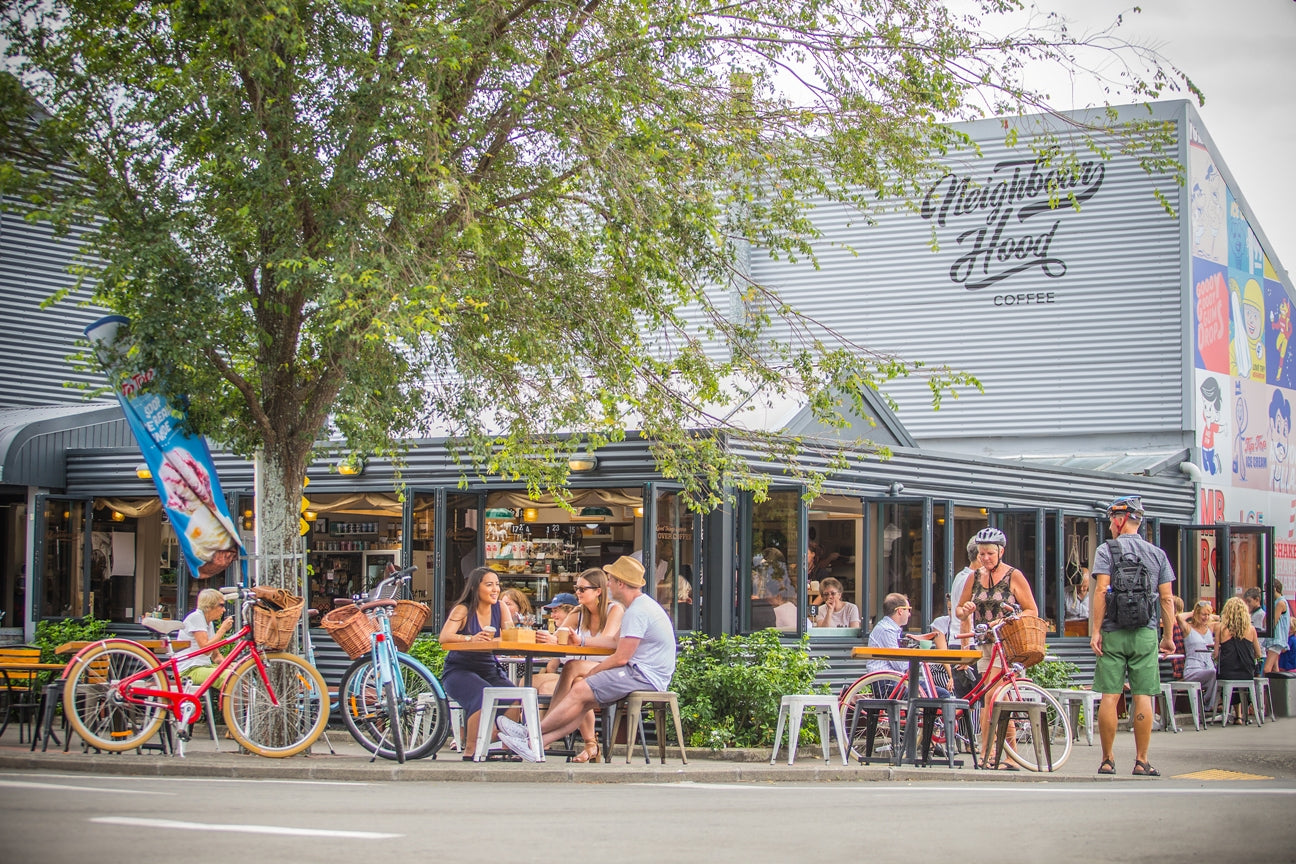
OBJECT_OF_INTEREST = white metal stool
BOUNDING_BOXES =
[475,687,544,762]
[769,694,848,766]
[1216,680,1260,726]
[1156,684,1180,733]
[1166,680,1205,731]
[1254,677,1276,723]
[1047,688,1099,745]
[446,699,465,752]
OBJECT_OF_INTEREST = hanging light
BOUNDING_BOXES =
[338,459,364,476]
[577,506,612,523]
[135,462,152,480]
[303,510,318,522]
[568,455,598,472]
[111,510,126,522]
[522,507,540,523]
[634,505,645,518]
[485,507,515,520]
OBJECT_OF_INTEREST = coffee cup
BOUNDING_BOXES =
[482,626,497,638]
[556,627,572,645]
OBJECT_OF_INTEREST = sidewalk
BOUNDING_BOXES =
[2,714,1292,784]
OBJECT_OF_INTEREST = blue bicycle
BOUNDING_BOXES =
[330,567,450,762]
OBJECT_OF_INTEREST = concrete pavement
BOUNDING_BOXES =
[1,710,1291,783]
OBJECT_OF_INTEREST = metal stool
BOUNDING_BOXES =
[1216,680,1260,726]
[989,700,1053,772]
[1254,678,1276,723]
[476,687,544,762]
[622,691,689,764]
[846,697,903,766]
[1165,680,1205,731]
[1155,684,1179,733]
[770,694,847,766]
[1047,688,1100,745]
[907,696,974,768]
[447,699,465,753]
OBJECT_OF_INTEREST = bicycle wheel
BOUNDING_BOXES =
[339,653,449,761]
[838,671,903,761]
[221,652,329,758]
[994,680,1073,771]
[62,641,167,752]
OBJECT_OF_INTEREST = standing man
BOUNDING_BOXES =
[497,556,676,762]
[1091,495,1175,777]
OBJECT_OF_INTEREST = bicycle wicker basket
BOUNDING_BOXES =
[321,604,379,660]
[1000,615,1048,667]
[390,600,431,652]
[251,592,304,652]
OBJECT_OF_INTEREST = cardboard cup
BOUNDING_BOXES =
[556,627,571,645]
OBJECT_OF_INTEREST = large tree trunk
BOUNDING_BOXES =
[255,449,308,593]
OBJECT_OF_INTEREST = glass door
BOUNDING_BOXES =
[741,488,802,634]
[865,497,934,630]
[994,508,1043,623]
[647,484,701,631]
[33,495,92,620]
[1175,524,1274,636]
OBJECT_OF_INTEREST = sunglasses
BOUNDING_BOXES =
[574,585,597,593]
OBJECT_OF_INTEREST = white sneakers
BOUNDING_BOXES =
[495,715,526,739]
[498,728,541,762]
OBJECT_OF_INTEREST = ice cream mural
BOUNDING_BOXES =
[84,316,242,579]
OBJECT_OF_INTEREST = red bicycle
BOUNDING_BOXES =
[62,586,330,758]
[837,610,1072,770]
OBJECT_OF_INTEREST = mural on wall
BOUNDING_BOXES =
[1189,121,1296,589]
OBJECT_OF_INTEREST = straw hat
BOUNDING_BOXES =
[604,555,646,588]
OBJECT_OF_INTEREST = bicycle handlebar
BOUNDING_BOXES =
[359,599,398,613]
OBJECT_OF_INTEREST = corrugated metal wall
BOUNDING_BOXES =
[745,106,1189,449]
[0,204,109,407]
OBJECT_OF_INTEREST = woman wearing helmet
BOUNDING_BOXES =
[955,526,1039,767]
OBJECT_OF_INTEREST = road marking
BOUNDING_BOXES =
[639,783,1296,796]
[0,771,367,788]
[0,779,168,795]
[91,816,401,839]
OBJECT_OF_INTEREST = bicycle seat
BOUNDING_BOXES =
[141,616,186,637]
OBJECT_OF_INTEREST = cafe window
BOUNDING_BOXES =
[873,500,925,629]
[36,496,89,620]
[744,489,801,633]
[1061,514,1100,637]
[653,488,698,631]
[807,494,863,632]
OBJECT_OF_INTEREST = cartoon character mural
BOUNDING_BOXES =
[1230,276,1266,382]
[1190,161,1226,263]
[1199,376,1225,475]
[1233,378,1251,482]
[1271,389,1295,493]
[1272,297,1292,382]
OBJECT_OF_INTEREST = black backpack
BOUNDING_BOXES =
[1103,538,1157,628]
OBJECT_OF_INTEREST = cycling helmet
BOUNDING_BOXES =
[1105,495,1145,519]
[973,527,1007,546]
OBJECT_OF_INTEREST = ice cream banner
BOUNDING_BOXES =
[84,315,243,580]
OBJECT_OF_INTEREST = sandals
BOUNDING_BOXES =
[572,740,601,764]
[1132,759,1160,777]
[1098,758,1116,775]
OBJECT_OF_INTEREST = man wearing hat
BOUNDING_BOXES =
[498,555,677,761]
[542,592,577,628]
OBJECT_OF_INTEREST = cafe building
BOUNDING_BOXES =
[1,99,1288,652]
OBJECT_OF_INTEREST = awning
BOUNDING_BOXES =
[0,402,129,488]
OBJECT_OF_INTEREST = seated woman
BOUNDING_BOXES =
[1175,599,1219,713]
[439,567,517,760]
[534,567,624,762]
[1217,595,1264,724]
[501,587,533,625]
[813,577,860,627]
[178,588,234,685]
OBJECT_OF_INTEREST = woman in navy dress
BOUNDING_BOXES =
[440,566,516,759]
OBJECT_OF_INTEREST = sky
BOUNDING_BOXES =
[1004,0,1296,281]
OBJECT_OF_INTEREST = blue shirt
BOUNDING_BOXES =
[866,616,906,673]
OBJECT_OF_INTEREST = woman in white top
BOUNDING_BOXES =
[1176,600,1220,711]
[813,577,861,627]
[534,567,624,762]
[178,588,233,684]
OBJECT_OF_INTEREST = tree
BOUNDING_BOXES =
[0,0,1197,588]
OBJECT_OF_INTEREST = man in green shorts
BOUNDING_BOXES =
[1091,496,1176,777]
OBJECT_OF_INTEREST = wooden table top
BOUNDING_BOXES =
[0,662,68,673]
[851,646,982,664]
[442,640,612,657]
[56,639,189,656]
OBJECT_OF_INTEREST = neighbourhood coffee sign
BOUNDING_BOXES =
[920,151,1105,300]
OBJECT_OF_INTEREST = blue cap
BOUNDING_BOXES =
[543,592,578,610]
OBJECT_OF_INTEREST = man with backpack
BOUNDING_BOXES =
[1090,495,1176,777]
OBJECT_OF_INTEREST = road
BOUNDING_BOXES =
[2,771,1292,862]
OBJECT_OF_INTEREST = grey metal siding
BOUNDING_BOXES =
[0,204,109,407]
[745,108,1188,446]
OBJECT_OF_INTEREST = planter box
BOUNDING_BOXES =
[1269,674,1296,718]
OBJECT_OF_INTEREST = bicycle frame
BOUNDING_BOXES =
[87,623,276,726]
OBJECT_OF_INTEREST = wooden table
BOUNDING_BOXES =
[56,639,188,656]
[850,645,982,766]
[442,640,613,688]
